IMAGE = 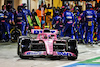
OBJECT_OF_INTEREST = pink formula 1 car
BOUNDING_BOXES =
[17,29,78,60]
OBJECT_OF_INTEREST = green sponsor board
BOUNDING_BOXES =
[79,57,100,64]
[27,16,33,26]
[63,57,100,67]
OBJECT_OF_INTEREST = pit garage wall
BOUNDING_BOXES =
[61,1,95,11]
[69,1,86,11]
[30,0,96,12]
[0,0,4,9]
[0,0,22,10]
[53,0,62,8]
[30,0,38,12]
[14,0,22,10]
[30,0,52,12]
[0,0,96,11]
[79,1,96,11]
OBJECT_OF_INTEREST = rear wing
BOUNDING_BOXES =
[31,29,58,34]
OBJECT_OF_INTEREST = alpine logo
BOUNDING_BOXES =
[57,52,72,56]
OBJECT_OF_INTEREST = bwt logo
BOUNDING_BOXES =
[34,30,56,34]
[27,52,42,55]
[34,30,42,34]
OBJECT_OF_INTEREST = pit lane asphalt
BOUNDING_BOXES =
[0,35,100,67]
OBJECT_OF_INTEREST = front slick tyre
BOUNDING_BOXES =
[67,50,78,60]
[19,54,29,59]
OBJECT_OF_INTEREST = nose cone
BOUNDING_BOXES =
[44,40,54,55]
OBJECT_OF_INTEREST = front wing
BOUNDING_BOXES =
[23,51,76,57]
